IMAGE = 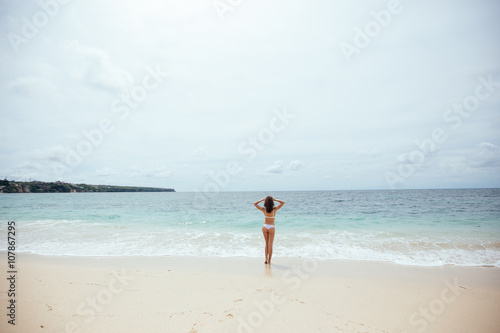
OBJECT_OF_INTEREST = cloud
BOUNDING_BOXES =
[15,145,68,163]
[289,160,304,171]
[95,167,117,177]
[3,160,45,180]
[129,166,175,178]
[265,160,283,174]
[192,147,206,157]
[479,142,500,152]
[64,40,133,92]
[471,142,500,169]
[16,161,43,171]
[7,76,60,99]
[1,1,499,190]
[357,148,383,157]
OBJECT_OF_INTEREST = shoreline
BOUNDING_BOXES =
[5,251,500,269]
[1,254,499,332]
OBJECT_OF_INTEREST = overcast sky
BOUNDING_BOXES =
[0,0,499,192]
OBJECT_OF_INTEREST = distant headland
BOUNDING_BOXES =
[0,179,175,193]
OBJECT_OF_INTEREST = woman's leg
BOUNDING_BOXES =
[267,228,275,264]
[262,226,269,263]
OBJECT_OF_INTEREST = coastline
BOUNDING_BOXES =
[1,254,499,332]
[0,180,175,193]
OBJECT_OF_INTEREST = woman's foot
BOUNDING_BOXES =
[264,261,267,264]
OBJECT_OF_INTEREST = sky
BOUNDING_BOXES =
[0,0,499,192]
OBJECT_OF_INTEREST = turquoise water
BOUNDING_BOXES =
[1,189,499,266]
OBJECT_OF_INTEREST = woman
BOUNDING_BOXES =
[253,196,285,264]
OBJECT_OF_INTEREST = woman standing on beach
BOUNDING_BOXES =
[253,196,285,264]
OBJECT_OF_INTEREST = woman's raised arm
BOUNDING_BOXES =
[274,198,285,210]
[253,198,266,211]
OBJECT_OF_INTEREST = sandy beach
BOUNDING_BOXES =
[1,253,499,333]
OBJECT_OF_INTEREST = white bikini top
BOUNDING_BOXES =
[264,210,276,219]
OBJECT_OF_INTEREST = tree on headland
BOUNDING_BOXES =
[0,179,174,193]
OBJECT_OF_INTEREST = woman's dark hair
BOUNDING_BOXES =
[264,196,274,213]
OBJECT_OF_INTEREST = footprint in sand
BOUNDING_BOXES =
[321,310,389,333]
[218,313,234,322]
[332,319,389,333]
[292,298,305,304]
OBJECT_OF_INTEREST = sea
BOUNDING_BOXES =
[1,189,499,267]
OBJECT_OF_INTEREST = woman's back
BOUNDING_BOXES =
[263,209,276,224]
[254,196,285,264]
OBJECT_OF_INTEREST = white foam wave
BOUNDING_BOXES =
[2,222,499,267]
